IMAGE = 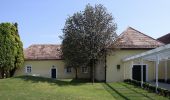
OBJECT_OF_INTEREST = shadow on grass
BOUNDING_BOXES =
[121,83,154,100]
[103,83,130,100]
[14,75,90,86]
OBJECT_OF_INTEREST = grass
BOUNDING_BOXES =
[0,76,168,100]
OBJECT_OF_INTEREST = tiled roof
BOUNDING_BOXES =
[24,44,63,60]
[157,33,170,44]
[111,27,164,49]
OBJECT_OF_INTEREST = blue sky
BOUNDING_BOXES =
[0,0,170,48]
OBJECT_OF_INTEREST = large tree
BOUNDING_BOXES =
[0,23,24,78]
[61,4,117,81]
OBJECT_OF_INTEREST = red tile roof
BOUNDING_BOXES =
[157,33,170,44]
[24,27,165,60]
[24,44,63,60]
[111,27,164,49]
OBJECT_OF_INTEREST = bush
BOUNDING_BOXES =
[166,91,170,98]
[124,79,170,98]
[148,85,156,92]
[124,79,141,87]
[143,82,149,90]
[124,79,131,83]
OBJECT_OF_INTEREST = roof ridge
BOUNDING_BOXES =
[29,44,61,47]
[30,44,61,45]
[25,44,61,50]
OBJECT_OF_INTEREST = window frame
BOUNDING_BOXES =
[25,65,32,73]
[81,67,88,73]
[65,67,72,73]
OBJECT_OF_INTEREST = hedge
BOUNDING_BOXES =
[124,79,170,98]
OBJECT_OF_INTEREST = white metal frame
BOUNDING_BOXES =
[123,44,170,62]
[122,44,170,92]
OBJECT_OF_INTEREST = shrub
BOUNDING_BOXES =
[124,79,131,83]
[143,82,149,90]
[124,79,170,98]
[148,85,156,92]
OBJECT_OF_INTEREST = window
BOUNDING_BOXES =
[25,65,32,73]
[81,67,88,73]
[65,67,72,73]
[117,65,120,70]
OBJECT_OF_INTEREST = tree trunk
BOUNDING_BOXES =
[92,61,95,84]
[10,67,16,77]
[5,70,10,78]
[90,60,93,82]
[75,67,78,79]
[91,59,95,84]
[0,68,2,79]
[1,68,4,79]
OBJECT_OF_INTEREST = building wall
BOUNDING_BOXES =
[106,49,147,82]
[95,57,105,81]
[14,50,169,82]
[158,61,165,79]
[158,60,170,80]
[77,66,91,79]
[106,49,169,82]
[168,61,170,79]
[123,59,155,81]
[14,60,90,79]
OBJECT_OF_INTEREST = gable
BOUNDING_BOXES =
[111,27,164,49]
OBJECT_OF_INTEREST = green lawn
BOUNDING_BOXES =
[0,76,168,100]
